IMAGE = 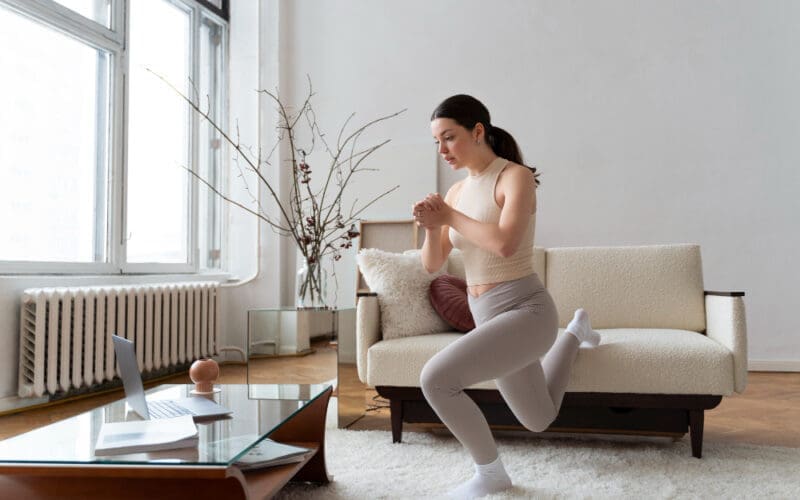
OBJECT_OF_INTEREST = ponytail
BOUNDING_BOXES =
[487,125,540,186]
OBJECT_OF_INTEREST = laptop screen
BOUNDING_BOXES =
[111,335,151,419]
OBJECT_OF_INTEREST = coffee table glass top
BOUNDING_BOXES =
[0,383,330,467]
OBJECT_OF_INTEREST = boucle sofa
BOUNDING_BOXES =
[355,222,748,458]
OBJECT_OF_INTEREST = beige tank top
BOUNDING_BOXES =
[449,157,536,286]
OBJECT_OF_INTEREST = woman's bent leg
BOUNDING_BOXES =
[419,306,556,465]
[495,331,580,430]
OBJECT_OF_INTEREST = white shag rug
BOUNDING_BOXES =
[276,429,800,499]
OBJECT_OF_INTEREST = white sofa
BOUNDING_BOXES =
[356,224,747,459]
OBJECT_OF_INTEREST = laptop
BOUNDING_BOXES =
[112,335,232,420]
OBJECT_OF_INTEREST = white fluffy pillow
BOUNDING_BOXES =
[356,248,449,339]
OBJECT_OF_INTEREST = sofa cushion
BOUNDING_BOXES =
[545,245,706,331]
[429,274,475,332]
[366,329,734,396]
[356,248,449,339]
[367,333,499,390]
[566,329,734,395]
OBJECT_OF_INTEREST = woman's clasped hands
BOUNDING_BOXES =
[413,193,451,229]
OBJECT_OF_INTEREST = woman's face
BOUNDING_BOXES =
[431,118,477,169]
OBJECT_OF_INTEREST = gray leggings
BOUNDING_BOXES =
[420,273,580,464]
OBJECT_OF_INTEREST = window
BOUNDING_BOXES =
[0,7,110,265]
[0,0,228,274]
[126,0,191,266]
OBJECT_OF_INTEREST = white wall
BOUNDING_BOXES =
[232,0,798,368]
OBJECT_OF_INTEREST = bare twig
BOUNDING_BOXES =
[151,68,403,306]
[181,165,292,237]
[148,69,296,230]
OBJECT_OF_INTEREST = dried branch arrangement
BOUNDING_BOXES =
[152,71,405,306]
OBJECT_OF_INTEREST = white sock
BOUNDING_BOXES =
[565,308,601,347]
[448,455,512,499]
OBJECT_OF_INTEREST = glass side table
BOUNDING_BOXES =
[248,307,337,357]
[247,307,363,428]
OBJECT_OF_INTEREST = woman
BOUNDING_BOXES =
[413,94,600,499]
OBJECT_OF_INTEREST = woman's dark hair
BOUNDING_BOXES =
[431,94,540,185]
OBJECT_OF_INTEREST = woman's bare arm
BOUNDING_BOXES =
[418,182,462,273]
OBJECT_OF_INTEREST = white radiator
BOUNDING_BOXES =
[18,282,220,398]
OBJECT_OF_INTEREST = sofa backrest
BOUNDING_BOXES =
[447,247,546,283]
[545,244,706,331]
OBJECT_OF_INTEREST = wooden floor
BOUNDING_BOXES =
[2,339,799,449]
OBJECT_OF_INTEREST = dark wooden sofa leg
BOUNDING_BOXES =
[390,399,403,443]
[689,409,704,458]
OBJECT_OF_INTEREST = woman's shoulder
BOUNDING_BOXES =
[498,161,535,183]
[499,160,528,173]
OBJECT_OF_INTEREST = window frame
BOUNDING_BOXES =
[0,0,229,276]
[196,11,227,272]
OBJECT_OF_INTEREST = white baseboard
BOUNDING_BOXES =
[748,360,800,372]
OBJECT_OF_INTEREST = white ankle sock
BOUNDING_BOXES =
[448,455,512,499]
[565,308,601,347]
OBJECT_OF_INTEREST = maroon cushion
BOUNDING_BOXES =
[429,274,475,333]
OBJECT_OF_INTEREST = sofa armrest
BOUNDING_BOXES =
[356,293,381,384]
[704,291,748,393]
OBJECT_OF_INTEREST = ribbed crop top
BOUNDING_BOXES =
[448,157,536,286]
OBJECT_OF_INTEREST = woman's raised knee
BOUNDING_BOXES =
[420,361,461,397]
[516,408,556,433]
[419,362,441,392]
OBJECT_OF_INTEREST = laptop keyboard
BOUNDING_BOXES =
[149,400,196,419]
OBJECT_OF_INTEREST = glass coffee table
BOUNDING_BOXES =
[0,383,332,499]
